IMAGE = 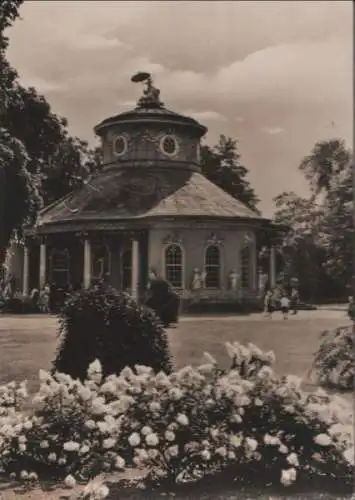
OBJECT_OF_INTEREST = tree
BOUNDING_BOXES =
[0,128,41,266]
[201,135,259,211]
[274,139,353,301]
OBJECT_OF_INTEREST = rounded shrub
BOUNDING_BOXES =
[52,281,172,380]
[311,326,354,391]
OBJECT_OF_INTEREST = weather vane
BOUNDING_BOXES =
[131,72,163,108]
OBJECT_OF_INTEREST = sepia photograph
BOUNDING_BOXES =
[0,1,353,498]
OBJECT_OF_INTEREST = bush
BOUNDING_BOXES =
[53,281,172,381]
[0,343,352,494]
[1,295,38,314]
[311,326,354,391]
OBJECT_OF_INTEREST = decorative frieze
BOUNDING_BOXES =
[162,232,183,246]
[206,233,224,246]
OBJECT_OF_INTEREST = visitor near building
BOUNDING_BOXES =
[280,294,291,320]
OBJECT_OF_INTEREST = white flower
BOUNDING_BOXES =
[230,413,243,424]
[78,386,92,401]
[203,352,217,364]
[63,441,80,452]
[115,455,126,470]
[48,452,57,462]
[87,359,102,376]
[23,420,33,430]
[245,437,258,451]
[165,430,175,442]
[254,398,263,407]
[28,472,38,481]
[19,444,26,452]
[128,432,141,447]
[149,401,161,412]
[64,474,76,488]
[155,372,171,388]
[210,428,219,438]
[286,453,299,467]
[258,366,274,380]
[102,438,116,449]
[85,419,96,430]
[148,449,159,460]
[79,444,90,456]
[229,434,242,448]
[314,433,332,446]
[228,450,236,460]
[167,445,179,458]
[264,350,276,364]
[279,445,288,454]
[40,440,49,449]
[83,478,109,500]
[20,470,29,480]
[141,426,153,436]
[58,457,67,465]
[280,468,297,486]
[169,388,183,401]
[216,446,227,458]
[284,405,295,414]
[201,449,211,460]
[176,413,189,426]
[97,422,109,434]
[18,435,27,444]
[343,447,354,465]
[264,434,280,446]
[145,433,159,447]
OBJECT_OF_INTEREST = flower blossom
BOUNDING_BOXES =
[64,474,76,488]
[149,401,161,412]
[145,433,159,446]
[286,452,299,467]
[279,445,288,454]
[314,433,332,446]
[103,438,116,449]
[229,434,242,448]
[166,445,179,458]
[245,437,258,451]
[128,432,141,447]
[176,413,189,426]
[201,449,211,460]
[48,452,57,462]
[280,467,297,486]
[83,478,110,500]
[63,441,80,452]
[40,440,49,449]
[115,455,126,470]
[141,426,153,436]
[264,434,280,446]
[85,419,96,430]
[169,388,183,401]
[165,430,175,442]
[343,447,354,465]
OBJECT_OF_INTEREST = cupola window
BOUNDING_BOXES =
[113,135,128,157]
[160,135,178,157]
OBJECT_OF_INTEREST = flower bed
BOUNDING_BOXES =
[0,342,353,498]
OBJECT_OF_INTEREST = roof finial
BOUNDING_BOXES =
[131,72,164,109]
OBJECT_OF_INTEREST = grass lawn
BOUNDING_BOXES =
[0,309,351,393]
[0,310,352,500]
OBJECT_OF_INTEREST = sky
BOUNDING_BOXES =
[6,0,353,216]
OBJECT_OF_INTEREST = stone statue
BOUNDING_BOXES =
[258,271,268,293]
[229,269,240,290]
[200,270,207,289]
[191,268,202,290]
[131,72,163,108]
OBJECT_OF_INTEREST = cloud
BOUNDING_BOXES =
[4,0,352,217]
[262,127,284,135]
[184,110,227,122]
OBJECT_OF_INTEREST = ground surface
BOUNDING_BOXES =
[0,309,352,499]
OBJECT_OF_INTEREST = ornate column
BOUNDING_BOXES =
[39,239,47,289]
[131,238,140,300]
[269,245,277,289]
[23,245,29,295]
[83,237,92,288]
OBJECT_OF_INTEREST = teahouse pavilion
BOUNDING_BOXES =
[8,74,280,308]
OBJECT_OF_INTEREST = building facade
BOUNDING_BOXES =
[7,75,279,307]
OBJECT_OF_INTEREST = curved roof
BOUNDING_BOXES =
[37,168,261,232]
[94,104,207,138]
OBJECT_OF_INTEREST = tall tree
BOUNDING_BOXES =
[274,139,353,301]
[201,135,259,211]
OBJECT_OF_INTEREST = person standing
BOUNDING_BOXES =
[280,294,291,320]
[264,290,273,318]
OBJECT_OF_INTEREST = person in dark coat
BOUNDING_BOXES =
[145,270,180,327]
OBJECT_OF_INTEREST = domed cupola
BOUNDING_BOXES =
[94,72,207,173]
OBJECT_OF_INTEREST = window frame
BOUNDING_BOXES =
[204,244,222,289]
[163,243,184,289]
[49,248,70,286]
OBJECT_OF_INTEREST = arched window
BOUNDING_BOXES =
[50,249,70,286]
[241,245,251,289]
[164,244,183,288]
[92,245,110,280]
[121,247,132,290]
[204,245,221,288]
